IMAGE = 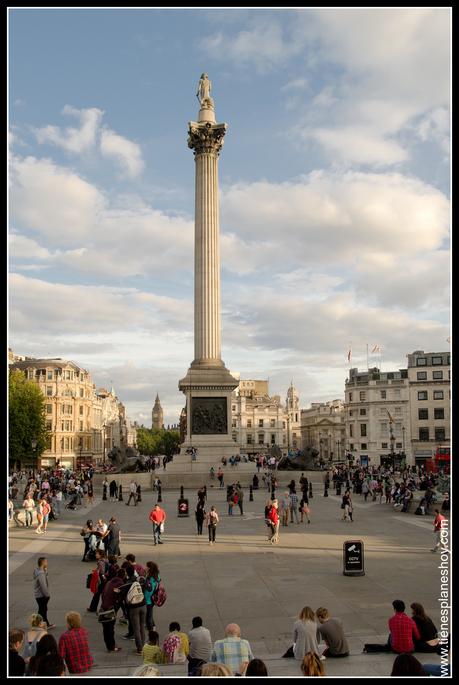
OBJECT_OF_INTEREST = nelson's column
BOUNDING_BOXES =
[178,74,239,462]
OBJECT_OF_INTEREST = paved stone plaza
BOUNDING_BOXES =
[9,476,446,677]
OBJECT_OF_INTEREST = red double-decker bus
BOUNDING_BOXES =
[425,446,450,474]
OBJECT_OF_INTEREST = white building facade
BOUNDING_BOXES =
[407,350,451,467]
[301,400,346,463]
[344,367,411,467]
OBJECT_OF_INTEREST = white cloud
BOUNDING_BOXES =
[32,105,145,178]
[99,128,144,178]
[200,19,302,72]
[34,105,104,154]
[10,155,105,246]
[302,126,408,166]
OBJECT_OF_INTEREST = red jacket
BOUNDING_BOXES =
[267,506,279,525]
[434,513,446,531]
[149,507,166,524]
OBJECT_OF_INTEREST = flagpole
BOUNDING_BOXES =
[366,344,369,371]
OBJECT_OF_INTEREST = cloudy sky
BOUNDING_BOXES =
[9,8,451,427]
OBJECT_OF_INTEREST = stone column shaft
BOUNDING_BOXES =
[195,152,221,362]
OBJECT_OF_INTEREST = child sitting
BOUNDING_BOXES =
[142,630,163,664]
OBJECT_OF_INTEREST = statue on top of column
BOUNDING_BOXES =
[197,73,214,109]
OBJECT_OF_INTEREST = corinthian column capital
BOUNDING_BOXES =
[188,121,228,157]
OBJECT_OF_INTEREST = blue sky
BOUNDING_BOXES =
[9,8,451,426]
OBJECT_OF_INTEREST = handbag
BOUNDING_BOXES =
[98,608,116,623]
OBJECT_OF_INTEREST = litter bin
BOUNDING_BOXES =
[178,498,189,517]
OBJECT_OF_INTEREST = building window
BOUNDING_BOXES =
[258,433,264,445]
[295,413,298,422]
[435,428,446,441]
[46,404,52,414]
[417,371,427,380]
[232,433,237,442]
[418,391,428,400]
[46,386,53,396]
[432,370,443,380]
[349,392,353,402]
[359,408,366,416]
[419,428,429,441]
[416,357,427,366]
[283,421,286,429]
[80,421,83,431]
[350,443,354,450]
[359,392,366,401]
[247,420,252,428]
[80,388,84,397]
[231,420,236,428]
[418,409,428,420]
[380,408,387,415]
[396,442,402,449]
[360,424,367,437]
[380,390,386,399]
[270,419,275,428]
[349,424,353,438]
[380,422,388,433]
[434,408,445,420]
[433,391,444,400]
[232,405,236,411]
[46,420,52,431]
[247,434,253,444]
[79,406,84,415]
[259,419,264,427]
[283,436,286,445]
[349,410,354,417]
[47,370,53,380]
[432,356,443,365]
[381,442,388,449]
[271,434,276,444]
[361,443,367,450]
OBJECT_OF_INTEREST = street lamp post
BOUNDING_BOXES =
[102,424,106,467]
[31,438,37,478]
[389,421,395,469]
[337,440,341,461]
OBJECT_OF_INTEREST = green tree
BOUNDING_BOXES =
[9,369,48,467]
[136,427,180,457]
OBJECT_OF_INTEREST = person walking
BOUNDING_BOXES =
[207,506,219,545]
[300,494,311,524]
[236,486,244,516]
[126,480,137,506]
[149,504,166,545]
[80,519,97,562]
[136,483,142,503]
[23,493,35,528]
[217,468,224,489]
[289,489,300,524]
[105,516,121,557]
[267,500,279,544]
[109,479,118,502]
[102,478,108,501]
[99,568,125,652]
[431,509,446,552]
[195,501,206,535]
[33,557,55,628]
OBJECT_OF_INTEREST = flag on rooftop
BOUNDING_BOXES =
[347,349,352,363]
[371,345,382,353]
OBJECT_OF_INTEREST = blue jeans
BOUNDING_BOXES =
[153,523,161,544]
[25,510,33,526]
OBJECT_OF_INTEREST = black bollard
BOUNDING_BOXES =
[271,487,275,500]
[249,485,254,502]
[118,484,123,501]
[309,483,313,499]
[180,485,184,499]
[157,485,162,503]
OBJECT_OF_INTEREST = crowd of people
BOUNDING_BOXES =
[9,464,449,677]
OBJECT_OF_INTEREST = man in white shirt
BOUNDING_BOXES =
[126,480,137,506]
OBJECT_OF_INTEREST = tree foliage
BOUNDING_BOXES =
[136,427,181,457]
[9,369,48,464]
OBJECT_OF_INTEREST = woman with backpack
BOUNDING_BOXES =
[144,562,161,631]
